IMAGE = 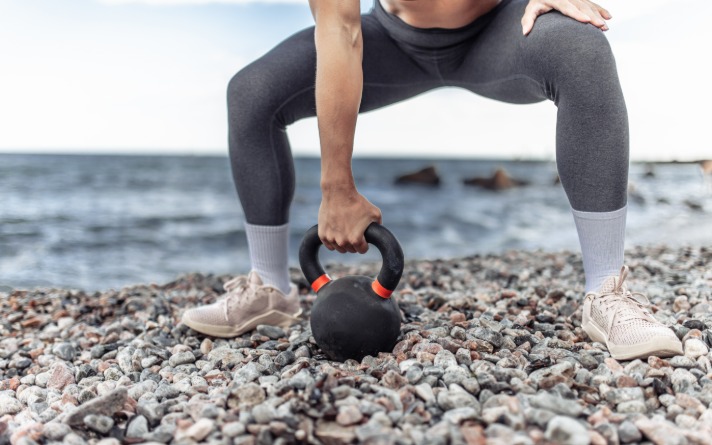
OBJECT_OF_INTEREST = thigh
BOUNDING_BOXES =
[360,14,442,113]
[447,0,610,103]
[232,14,442,127]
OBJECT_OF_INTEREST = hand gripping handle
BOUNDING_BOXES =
[298,223,405,298]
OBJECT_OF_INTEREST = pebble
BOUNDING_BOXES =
[64,387,128,425]
[52,343,77,361]
[336,405,363,426]
[0,246,709,444]
[545,416,590,445]
[168,351,196,367]
[0,395,23,415]
[256,324,286,340]
[126,415,149,438]
[617,420,642,444]
[684,338,709,359]
[83,415,114,434]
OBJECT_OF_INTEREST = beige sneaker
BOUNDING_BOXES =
[582,266,683,361]
[182,271,302,338]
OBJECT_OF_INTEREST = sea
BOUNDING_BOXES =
[1,154,710,291]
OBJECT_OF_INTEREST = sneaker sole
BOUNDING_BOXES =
[182,308,302,338]
[582,319,683,361]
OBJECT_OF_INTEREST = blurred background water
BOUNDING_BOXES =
[1,154,710,291]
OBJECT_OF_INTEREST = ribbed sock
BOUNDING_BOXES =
[572,205,627,293]
[244,222,291,294]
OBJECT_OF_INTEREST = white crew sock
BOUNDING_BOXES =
[571,205,627,293]
[244,222,291,294]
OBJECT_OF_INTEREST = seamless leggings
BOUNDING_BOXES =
[227,0,629,226]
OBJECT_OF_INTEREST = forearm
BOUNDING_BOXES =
[313,7,363,191]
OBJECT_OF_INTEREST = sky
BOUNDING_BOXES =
[0,0,709,161]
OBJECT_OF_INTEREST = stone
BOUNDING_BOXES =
[155,382,180,400]
[605,387,644,405]
[315,420,356,445]
[43,422,72,440]
[414,383,435,404]
[0,395,22,415]
[669,356,696,368]
[395,166,441,186]
[442,366,469,386]
[64,387,128,425]
[379,369,405,389]
[528,392,583,417]
[616,401,647,414]
[434,350,459,369]
[253,403,276,424]
[256,324,286,340]
[47,362,75,390]
[471,328,504,348]
[233,382,266,407]
[274,350,295,367]
[169,351,195,367]
[464,168,528,190]
[222,422,246,438]
[635,416,688,445]
[617,420,642,444]
[544,416,590,445]
[444,407,478,424]
[208,347,244,367]
[684,338,709,359]
[185,418,215,441]
[83,415,114,434]
[52,343,77,361]
[126,415,149,438]
[337,405,363,426]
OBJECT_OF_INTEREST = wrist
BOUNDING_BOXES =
[320,167,355,191]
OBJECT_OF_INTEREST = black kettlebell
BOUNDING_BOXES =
[299,223,404,362]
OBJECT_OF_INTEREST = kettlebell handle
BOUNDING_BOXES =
[299,223,404,299]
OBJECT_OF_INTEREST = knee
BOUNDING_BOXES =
[227,66,258,118]
[227,63,276,127]
[526,12,616,74]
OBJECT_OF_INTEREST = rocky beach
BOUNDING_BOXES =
[1,245,711,445]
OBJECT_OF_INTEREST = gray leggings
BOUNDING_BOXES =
[228,0,629,225]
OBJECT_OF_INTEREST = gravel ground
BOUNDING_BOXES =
[1,245,711,445]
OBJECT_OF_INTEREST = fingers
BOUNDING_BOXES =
[522,0,611,36]
[521,2,550,36]
[554,0,592,24]
[578,1,608,30]
[590,0,612,20]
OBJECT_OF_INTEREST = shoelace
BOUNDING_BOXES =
[586,266,654,335]
[222,276,255,322]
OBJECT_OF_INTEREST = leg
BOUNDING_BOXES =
[445,0,628,292]
[226,16,440,291]
[448,2,681,360]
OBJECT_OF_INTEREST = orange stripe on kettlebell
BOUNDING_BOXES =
[311,274,331,293]
[372,279,393,299]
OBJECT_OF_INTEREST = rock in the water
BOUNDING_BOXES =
[463,168,528,190]
[395,166,440,186]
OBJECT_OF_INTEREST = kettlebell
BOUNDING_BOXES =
[299,223,404,362]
